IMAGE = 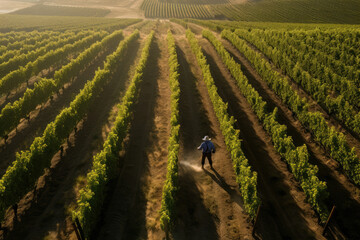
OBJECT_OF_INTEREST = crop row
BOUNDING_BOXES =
[284,29,360,64]
[0,31,105,97]
[0,31,62,63]
[178,18,224,32]
[222,30,360,185]
[72,30,154,237]
[260,30,360,81]
[0,31,91,79]
[233,29,360,137]
[0,30,136,222]
[159,30,180,231]
[203,29,329,222]
[0,30,45,47]
[186,29,260,218]
[253,29,360,105]
[0,30,123,138]
[141,0,213,19]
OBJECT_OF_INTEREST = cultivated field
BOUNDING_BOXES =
[0,16,359,240]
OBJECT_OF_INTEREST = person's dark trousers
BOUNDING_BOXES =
[202,152,212,167]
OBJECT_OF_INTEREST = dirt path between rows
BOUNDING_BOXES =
[218,32,360,239]
[0,35,141,240]
[121,23,172,240]
[171,22,253,240]
[95,32,160,240]
[199,34,324,239]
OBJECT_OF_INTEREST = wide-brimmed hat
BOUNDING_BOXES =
[202,135,211,141]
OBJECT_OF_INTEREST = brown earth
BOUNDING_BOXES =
[94,32,160,239]
[0,0,34,13]
[95,22,172,240]
[172,31,252,240]
[142,21,172,240]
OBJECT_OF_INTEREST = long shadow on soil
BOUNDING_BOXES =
[177,44,215,148]
[172,44,218,240]
[202,47,318,239]
[0,40,122,176]
[0,58,69,110]
[222,41,360,239]
[1,40,139,240]
[120,38,160,240]
[93,38,158,240]
[203,168,244,208]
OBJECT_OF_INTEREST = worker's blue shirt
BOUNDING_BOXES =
[198,140,215,153]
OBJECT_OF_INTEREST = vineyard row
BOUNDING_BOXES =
[0,29,131,222]
[159,30,180,231]
[72,30,154,237]
[203,29,329,222]
[186,29,260,218]
[222,30,360,185]
[0,30,123,138]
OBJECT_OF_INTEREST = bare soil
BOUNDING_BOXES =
[0,0,34,14]
[90,22,171,240]
[0,47,90,110]
[171,22,253,240]
[94,33,159,240]
[142,23,172,240]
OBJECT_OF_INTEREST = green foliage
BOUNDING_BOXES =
[0,31,61,63]
[0,31,86,79]
[222,30,360,186]
[170,19,188,29]
[72,30,154,237]
[159,30,180,231]
[141,0,213,19]
[0,30,140,223]
[203,29,329,222]
[186,29,260,218]
[0,30,103,96]
[234,29,360,136]
[0,30,124,138]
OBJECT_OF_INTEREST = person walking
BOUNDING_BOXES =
[197,136,215,169]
